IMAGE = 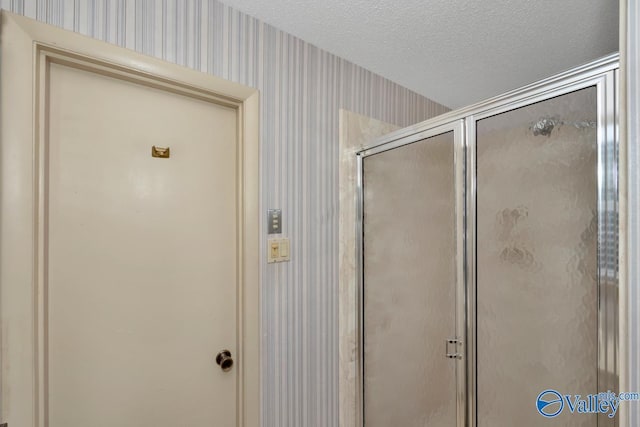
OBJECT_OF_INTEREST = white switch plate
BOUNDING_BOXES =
[267,238,290,263]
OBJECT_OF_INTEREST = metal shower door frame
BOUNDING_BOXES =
[356,119,467,427]
[466,68,618,427]
[355,53,619,427]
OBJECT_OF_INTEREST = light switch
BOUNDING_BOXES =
[268,239,280,263]
[270,241,280,258]
[280,238,290,259]
[267,238,291,263]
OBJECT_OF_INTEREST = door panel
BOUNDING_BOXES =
[475,87,598,426]
[362,132,458,426]
[47,61,237,426]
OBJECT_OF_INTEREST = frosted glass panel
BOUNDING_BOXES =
[476,87,598,426]
[363,132,457,426]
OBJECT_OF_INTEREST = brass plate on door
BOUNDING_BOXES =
[152,146,170,158]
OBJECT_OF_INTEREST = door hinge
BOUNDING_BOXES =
[445,338,462,359]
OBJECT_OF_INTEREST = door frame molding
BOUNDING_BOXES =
[0,12,260,427]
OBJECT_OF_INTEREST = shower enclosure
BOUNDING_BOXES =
[356,54,618,426]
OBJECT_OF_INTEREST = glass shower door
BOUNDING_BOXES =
[360,122,465,427]
[357,59,617,427]
[474,85,611,426]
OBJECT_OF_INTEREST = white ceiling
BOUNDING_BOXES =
[221,0,619,109]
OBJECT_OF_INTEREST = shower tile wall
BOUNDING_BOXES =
[1,1,450,426]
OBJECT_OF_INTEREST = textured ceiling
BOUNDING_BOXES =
[221,0,619,108]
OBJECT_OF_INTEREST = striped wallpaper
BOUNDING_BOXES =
[1,1,449,425]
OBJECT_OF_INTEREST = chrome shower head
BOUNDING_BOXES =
[531,117,596,137]
[532,117,558,137]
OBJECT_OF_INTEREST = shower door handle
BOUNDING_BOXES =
[445,338,462,359]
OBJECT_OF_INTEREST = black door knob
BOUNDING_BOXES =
[216,350,233,372]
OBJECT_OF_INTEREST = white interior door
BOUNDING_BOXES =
[1,12,260,427]
[45,60,238,426]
